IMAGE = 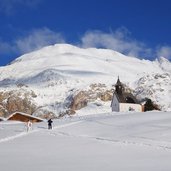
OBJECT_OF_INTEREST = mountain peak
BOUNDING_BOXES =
[156,56,171,72]
[158,56,169,63]
[0,43,170,118]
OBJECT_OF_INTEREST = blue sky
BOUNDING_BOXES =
[0,0,171,66]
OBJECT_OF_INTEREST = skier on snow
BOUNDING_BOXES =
[47,119,53,129]
[26,120,32,132]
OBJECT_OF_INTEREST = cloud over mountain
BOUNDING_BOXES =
[157,46,171,60]
[0,27,170,62]
[80,28,152,58]
[15,28,65,53]
[0,28,65,56]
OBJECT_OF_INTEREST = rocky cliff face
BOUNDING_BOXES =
[0,83,114,118]
[0,89,37,117]
[64,83,114,116]
[0,73,170,118]
[0,72,170,118]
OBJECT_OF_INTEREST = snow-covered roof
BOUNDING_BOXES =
[7,112,44,122]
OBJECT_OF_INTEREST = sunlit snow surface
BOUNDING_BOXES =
[0,44,170,113]
[1,111,171,171]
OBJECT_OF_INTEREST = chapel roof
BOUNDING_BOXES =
[114,78,139,104]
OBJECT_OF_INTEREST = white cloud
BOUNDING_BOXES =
[0,27,171,61]
[0,0,41,15]
[80,28,152,58]
[0,28,65,56]
[156,46,171,59]
[15,28,65,53]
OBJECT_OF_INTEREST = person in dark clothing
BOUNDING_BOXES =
[47,119,53,129]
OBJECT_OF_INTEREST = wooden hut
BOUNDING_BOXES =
[7,112,44,122]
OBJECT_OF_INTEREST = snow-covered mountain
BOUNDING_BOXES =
[0,44,170,117]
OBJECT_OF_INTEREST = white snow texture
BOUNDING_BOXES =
[0,43,170,115]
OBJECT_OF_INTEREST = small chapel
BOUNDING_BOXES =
[111,77,142,112]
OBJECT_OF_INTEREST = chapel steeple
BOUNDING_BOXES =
[115,76,124,94]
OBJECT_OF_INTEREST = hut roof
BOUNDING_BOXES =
[7,112,44,122]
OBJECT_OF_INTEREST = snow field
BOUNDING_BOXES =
[1,111,171,171]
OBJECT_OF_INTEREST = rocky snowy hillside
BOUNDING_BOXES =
[0,44,170,118]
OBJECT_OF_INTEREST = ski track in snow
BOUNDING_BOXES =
[0,120,83,144]
[53,120,83,130]
[44,113,171,151]
[1,113,171,151]
[0,114,106,144]
[0,130,36,143]
[53,130,171,151]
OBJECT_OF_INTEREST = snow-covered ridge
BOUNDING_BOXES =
[0,43,170,117]
[155,56,171,72]
[0,43,168,81]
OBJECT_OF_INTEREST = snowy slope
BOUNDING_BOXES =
[0,44,166,82]
[1,111,171,171]
[0,43,170,116]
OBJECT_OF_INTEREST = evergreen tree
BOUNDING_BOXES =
[144,98,154,111]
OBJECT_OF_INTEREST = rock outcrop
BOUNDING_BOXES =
[67,83,114,114]
[0,89,37,117]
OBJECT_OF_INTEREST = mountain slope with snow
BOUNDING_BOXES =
[0,44,170,117]
[0,44,168,83]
